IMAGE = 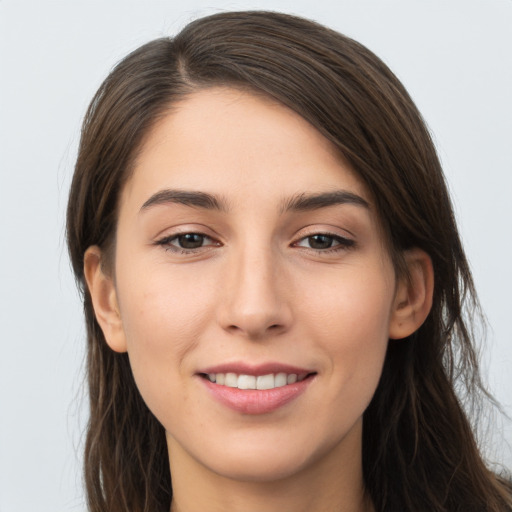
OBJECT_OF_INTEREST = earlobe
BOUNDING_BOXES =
[389,248,434,340]
[84,246,128,353]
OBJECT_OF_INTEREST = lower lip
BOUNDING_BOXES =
[200,376,313,415]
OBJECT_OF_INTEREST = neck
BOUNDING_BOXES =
[167,420,374,512]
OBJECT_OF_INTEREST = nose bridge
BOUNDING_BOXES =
[218,238,290,338]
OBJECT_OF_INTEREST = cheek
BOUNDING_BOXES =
[301,263,394,390]
[115,263,217,402]
[304,260,393,333]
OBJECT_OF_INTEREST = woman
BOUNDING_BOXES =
[66,10,512,512]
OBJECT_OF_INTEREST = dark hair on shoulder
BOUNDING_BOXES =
[66,10,512,512]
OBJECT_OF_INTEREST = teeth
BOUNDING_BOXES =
[238,374,256,389]
[275,372,287,387]
[225,373,238,388]
[206,372,305,390]
[287,374,297,384]
[256,374,275,390]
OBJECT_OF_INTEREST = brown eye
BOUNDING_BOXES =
[307,235,335,249]
[294,233,355,252]
[176,233,206,249]
[156,232,218,253]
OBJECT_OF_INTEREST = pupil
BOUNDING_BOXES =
[309,235,333,249]
[179,234,204,249]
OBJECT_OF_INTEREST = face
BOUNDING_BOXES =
[101,88,403,482]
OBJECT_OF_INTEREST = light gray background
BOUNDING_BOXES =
[1,1,511,510]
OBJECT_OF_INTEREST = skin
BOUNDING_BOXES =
[85,88,433,512]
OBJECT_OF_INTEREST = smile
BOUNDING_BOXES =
[204,372,308,390]
[198,364,316,414]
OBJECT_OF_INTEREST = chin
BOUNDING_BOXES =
[197,429,337,484]
[209,450,312,483]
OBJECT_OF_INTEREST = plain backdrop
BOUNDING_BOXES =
[1,1,511,510]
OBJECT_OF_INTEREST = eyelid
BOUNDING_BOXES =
[152,222,220,240]
[292,224,355,241]
[152,225,356,255]
[294,234,353,246]
[154,229,222,254]
[291,228,356,253]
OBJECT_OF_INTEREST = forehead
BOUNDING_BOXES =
[123,87,371,213]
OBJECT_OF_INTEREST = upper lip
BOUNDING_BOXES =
[198,362,315,377]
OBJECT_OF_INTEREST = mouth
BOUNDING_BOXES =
[197,363,317,414]
[199,371,313,390]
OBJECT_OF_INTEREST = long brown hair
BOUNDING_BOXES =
[66,11,512,512]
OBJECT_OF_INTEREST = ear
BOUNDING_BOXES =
[389,248,434,340]
[83,246,127,353]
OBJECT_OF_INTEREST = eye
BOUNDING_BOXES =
[294,233,354,251]
[173,233,208,249]
[156,232,219,252]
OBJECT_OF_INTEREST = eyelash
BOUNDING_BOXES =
[293,233,355,253]
[155,232,355,255]
[155,233,219,254]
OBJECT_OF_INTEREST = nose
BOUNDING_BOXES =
[216,246,292,340]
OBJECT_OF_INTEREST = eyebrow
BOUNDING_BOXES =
[140,188,369,214]
[140,189,227,212]
[280,190,369,213]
